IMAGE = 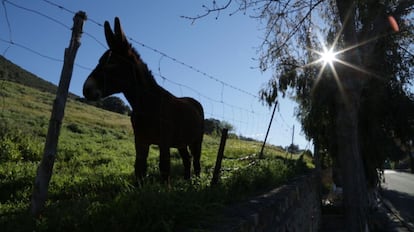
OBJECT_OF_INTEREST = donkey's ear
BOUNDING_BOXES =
[114,17,127,45]
[104,21,115,49]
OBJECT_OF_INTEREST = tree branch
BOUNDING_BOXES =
[259,0,325,70]
[181,0,234,23]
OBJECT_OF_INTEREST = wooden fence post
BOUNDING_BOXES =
[211,128,228,186]
[259,100,277,159]
[31,11,86,217]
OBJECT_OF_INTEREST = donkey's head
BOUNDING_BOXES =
[83,17,134,101]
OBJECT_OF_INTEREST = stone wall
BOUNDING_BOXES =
[207,172,321,232]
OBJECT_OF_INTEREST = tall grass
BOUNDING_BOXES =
[0,81,310,231]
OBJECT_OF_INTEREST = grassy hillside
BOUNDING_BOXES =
[0,79,311,231]
[0,55,78,99]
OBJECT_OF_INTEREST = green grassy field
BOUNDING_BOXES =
[0,80,311,231]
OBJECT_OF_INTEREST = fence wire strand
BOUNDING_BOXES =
[0,0,298,142]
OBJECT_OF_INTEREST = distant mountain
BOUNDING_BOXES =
[0,55,79,99]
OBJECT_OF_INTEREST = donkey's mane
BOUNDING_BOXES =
[128,46,159,88]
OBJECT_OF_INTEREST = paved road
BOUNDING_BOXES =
[382,170,414,229]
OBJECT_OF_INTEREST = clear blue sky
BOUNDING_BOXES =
[0,0,312,150]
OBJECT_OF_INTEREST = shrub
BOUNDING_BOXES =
[0,128,42,162]
[0,137,20,161]
[66,123,84,134]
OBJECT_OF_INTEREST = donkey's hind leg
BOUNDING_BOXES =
[190,141,202,177]
[178,147,191,179]
[159,146,171,183]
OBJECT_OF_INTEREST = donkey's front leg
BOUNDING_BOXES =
[159,145,171,184]
[135,143,149,183]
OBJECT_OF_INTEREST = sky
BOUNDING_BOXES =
[0,0,313,151]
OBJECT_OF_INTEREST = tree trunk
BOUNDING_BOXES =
[335,87,368,231]
[335,1,369,230]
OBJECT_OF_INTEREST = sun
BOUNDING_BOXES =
[320,47,337,65]
[304,27,385,107]
[312,44,339,67]
[306,40,346,101]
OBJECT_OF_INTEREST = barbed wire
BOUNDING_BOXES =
[2,0,107,50]
[0,0,295,140]
[1,1,12,40]
[128,37,260,99]
[1,0,265,111]
[0,41,261,133]
[41,0,74,14]
[40,0,103,28]
[38,0,260,99]
[277,106,291,130]
[1,0,13,55]
[0,38,92,70]
[4,0,70,30]
[154,72,258,115]
[0,35,263,124]
[3,0,266,109]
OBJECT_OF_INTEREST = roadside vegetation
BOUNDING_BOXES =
[0,80,311,231]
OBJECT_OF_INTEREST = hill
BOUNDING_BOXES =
[0,55,78,99]
[0,55,131,114]
[0,65,309,231]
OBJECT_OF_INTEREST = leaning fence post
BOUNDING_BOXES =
[259,100,277,159]
[31,11,87,217]
[211,128,228,186]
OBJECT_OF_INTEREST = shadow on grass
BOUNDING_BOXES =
[0,157,304,232]
[0,162,225,232]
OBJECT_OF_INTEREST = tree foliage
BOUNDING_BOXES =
[287,143,300,154]
[101,96,131,115]
[204,118,235,135]
[192,0,414,180]
[188,0,414,230]
[77,96,131,115]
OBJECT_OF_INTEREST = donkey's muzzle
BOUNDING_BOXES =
[83,77,102,101]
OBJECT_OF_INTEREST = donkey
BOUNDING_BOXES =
[83,17,204,183]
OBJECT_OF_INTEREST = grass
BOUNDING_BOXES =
[0,80,311,231]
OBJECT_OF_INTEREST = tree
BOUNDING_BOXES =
[188,1,414,230]
[204,118,222,135]
[287,143,299,154]
[204,118,235,135]
[77,96,131,115]
[220,120,235,133]
[101,96,131,115]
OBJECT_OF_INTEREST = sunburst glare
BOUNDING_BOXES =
[305,36,348,104]
[307,29,388,86]
[320,47,337,66]
[302,15,399,107]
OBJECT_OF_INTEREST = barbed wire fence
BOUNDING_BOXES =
[0,0,296,151]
